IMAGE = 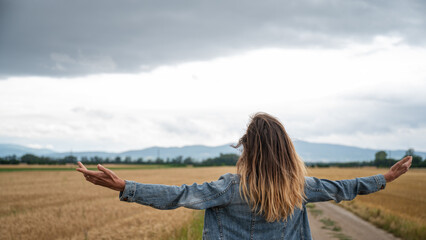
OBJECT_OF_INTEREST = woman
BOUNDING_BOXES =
[76,112,412,240]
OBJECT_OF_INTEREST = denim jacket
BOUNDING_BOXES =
[119,173,386,240]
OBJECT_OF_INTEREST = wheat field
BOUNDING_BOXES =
[1,165,424,240]
[0,166,236,240]
[308,167,426,239]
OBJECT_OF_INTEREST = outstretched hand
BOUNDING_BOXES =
[383,156,412,183]
[76,162,126,191]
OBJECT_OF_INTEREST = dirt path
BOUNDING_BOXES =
[307,202,400,240]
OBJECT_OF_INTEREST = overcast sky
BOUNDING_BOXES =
[1,0,425,153]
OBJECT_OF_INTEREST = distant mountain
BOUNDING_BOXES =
[46,151,118,160]
[0,144,56,157]
[44,144,240,161]
[0,141,425,162]
[120,144,240,160]
[292,141,426,162]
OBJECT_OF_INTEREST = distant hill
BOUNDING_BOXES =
[44,144,241,161]
[292,141,426,162]
[0,144,56,157]
[1,141,425,162]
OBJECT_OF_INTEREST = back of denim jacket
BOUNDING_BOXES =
[202,173,310,240]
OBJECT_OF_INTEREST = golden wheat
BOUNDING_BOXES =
[1,166,424,240]
[307,167,426,226]
[0,166,236,240]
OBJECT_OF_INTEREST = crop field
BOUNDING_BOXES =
[0,165,236,240]
[308,167,426,240]
[0,165,424,240]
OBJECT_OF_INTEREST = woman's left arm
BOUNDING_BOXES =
[304,156,412,203]
[76,162,236,210]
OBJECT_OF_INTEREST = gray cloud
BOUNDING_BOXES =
[1,0,425,77]
[293,98,426,138]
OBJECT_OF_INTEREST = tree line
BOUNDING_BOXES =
[0,148,425,168]
[0,153,240,166]
[306,149,426,168]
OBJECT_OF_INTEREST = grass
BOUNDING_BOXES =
[320,217,337,229]
[166,210,205,240]
[331,232,353,240]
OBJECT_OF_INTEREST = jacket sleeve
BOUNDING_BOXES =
[118,173,236,210]
[304,174,387,203]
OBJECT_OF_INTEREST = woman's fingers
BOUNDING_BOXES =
[76,162,90,176]
[76,168,99,177]
[400,156,412,165]
[393,156,409,168]
[97,164,114,178]
[392,156,412,170]
[83,172,104,185]
[396,156,412,176]
[87,177,100,185]
[76,163,106,177]
[77,161,88,170]
[398,156,412,172]
[76,163,123,191]
[404,156,413,166]
[385,156,413,183]
[79,167,111,183]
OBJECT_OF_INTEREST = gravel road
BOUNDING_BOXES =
[307,202,400,240]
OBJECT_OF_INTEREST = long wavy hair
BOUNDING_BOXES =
[232,112,307,222]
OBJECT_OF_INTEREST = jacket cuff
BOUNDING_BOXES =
[119,180,137,202]
[374,174,386,191]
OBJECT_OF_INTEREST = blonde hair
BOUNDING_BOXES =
[232,112,307,222]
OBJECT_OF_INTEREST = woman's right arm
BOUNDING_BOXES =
[118,173,237,210]
[305,156,412,203]
[76,162,236,210]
